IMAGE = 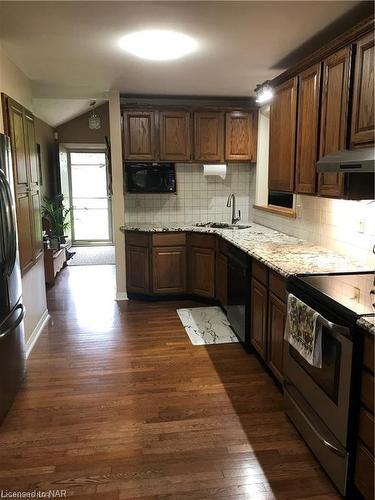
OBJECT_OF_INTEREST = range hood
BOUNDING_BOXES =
[316,148,375,173]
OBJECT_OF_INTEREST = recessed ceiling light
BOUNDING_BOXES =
[118,30,197,61]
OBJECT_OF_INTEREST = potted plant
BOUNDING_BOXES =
[41,196,71,247]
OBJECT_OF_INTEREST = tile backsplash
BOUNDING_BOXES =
[254,196,375,267]
[124,163,256,225]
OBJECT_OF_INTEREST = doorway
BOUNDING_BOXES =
[68,150,113,246]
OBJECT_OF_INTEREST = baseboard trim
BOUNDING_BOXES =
[26,310,50,358]
[116,292,128,301]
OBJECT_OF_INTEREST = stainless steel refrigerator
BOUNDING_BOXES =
[0,133,25,423]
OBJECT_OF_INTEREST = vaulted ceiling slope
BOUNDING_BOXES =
[0,1,372,126]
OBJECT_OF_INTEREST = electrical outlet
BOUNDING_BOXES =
[357,218,365,233]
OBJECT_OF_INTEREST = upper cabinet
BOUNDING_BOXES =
[225,111,257,161]
[268,77,298,192]
[318,46,352,198]
[350,32,375,148]
[159,110,191,161]
[193,111,224,162]
[123,110,156,160]
[295,63,322,195]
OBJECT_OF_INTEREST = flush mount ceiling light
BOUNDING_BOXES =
[254,81,274,104]
[118,30,197,61]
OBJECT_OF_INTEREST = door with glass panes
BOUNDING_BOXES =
[68,151,112,245]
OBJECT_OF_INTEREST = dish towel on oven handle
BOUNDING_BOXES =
[284,293,322,368]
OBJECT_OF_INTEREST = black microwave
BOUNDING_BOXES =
[125,162,176,193]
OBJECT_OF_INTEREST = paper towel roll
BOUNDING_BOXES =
[203,164,227,179]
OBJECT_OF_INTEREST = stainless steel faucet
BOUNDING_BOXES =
[226,193,241,224]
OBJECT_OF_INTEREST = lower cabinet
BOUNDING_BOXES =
[189,246,215,297]
[250,260,287,384]
[126,245,150,293]
[215,252,228,305]
[250,278,268,359]
[267,292,286,383]
[152,246,186,294]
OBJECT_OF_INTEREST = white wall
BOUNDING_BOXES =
[125,163,256,225]
[0,45,48,343]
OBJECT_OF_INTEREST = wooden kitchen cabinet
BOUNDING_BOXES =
[194,111,224,162]
[152,246,186,294]
[215,251,228,305]
[350,32,375,148]
[123,110,156,160]
[159,110,191,161]
[126,245,150,294]
[267,292,286,383]
[318,46,351,198]
[225,111,257,161]
[188,234,215,298]
[250,278,268,360]
[2,95,42,274]
[268,77,298,192]
[295,63,321,194]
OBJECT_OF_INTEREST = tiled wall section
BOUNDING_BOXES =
[254,195,375,267]
[124,164,256,225]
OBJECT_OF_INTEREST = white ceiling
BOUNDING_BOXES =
[0,1,367,126]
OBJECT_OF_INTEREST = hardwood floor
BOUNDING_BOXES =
[0,265,340,499]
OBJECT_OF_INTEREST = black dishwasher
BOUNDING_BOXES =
[224,245,251,346]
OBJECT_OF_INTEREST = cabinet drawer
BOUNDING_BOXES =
[125,231,149,247]
[188,233,216,249]
[252,260,268,286]
[269,271,287,302]
[361,370,374,412]
[363,333,374,373]
[359,407,374,454]
[355,442,374,500]
[152,232,186,247]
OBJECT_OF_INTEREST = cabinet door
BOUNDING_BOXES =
[295,63,321,194]
[350,32,374,147]
[159,111,191,161]
[123,111,156,160]
[126,245,150,293]
[268,77,298,192]
[318,46,351,198]
[250,278,268,360]
[189,246,215,297]
[215,252,228,305]
[152,246,186,294]
[15,193,34,273]
[225,111,257,161]
[267,292,286,383]
[7,98,29,192]
[194,112,224,162]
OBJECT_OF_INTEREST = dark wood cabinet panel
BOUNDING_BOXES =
[159,111,191,161]
[15,193,34,272]
[355,442,374,500]
[295,63,321,194]
[189,246,215,298]
[194,112,224,162]
[126,245,150,294]
[250,278,268,360]
[123,110,156,160]
[215,252,228,305]
[152,246,186,294]
[268,77,298,192]
[225,111,257,161]
[318,46,351,198]
[350,32,374,147]
[31,190,43,260]
[24,112,39,186]
[267,292,286,383]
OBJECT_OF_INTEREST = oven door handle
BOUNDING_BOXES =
[315,313,351,340]
[284,381,346,458]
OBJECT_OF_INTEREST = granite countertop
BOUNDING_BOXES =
[121,222,374,335]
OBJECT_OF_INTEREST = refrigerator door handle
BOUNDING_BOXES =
[0,169,16,276]
[0,303,25,340]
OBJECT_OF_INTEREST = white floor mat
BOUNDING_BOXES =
[177,306,239,345]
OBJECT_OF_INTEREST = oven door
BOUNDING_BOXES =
[284,304,352,447]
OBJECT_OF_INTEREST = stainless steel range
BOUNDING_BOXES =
[284,272,374,496]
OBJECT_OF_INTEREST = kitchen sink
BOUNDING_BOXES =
[194,222,251,230]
